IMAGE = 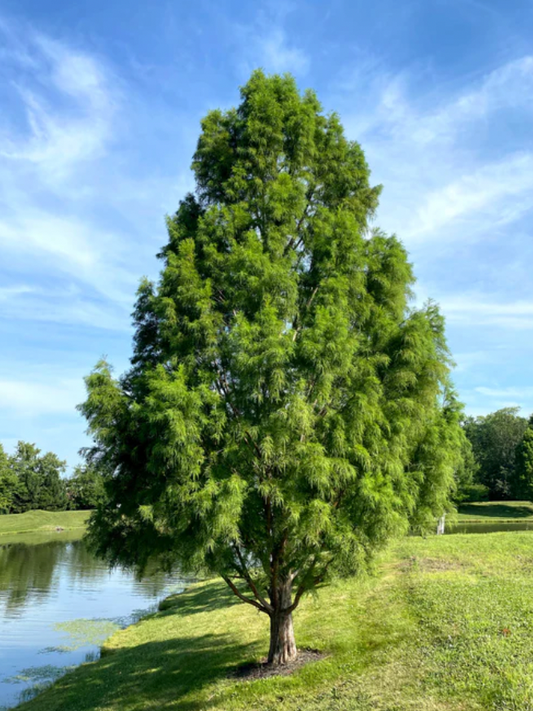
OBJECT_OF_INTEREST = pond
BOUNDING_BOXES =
[0,531,183,709]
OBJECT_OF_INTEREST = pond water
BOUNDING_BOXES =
[0,531,183,709]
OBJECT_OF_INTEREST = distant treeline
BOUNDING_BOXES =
[457,407,533,501]
[0,441,104,514]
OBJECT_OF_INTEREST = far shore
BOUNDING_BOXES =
[0,509,90,537]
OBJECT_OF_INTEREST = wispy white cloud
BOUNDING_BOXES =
[0,20,153,331]
[254,27,309,74]
[440,296,533,330]
[476,386,533,398]
[408,152,533,242]
[339,55,533,246]
[453,350,499,372]
[0,212,98,268]
[234,7,309,77]
[0,31,118,182]
[0,285,34,300]
[0,378,85,416]
[0,289,131,331]
[389,56,533,147]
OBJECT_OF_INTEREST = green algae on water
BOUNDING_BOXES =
[54,619,120,650]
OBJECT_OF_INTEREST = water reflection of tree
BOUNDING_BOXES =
[0,539,67,612]
[0,538,174,614]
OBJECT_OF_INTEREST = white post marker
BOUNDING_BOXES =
[436,514,446,535]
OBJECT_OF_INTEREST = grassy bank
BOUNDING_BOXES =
[457,500,533,522]
[0,510,90,536]
[16,531,533,711]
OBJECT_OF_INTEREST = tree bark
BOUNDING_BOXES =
[267,580,297,665]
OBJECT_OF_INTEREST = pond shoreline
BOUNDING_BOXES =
[0,531,178,709]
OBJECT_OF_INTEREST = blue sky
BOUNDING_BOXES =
[1,0,533,469]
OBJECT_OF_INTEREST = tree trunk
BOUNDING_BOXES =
[267,581,297,665]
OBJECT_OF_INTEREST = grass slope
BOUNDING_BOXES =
[0,510,90,536]
[18,531,533,711]
[457,500,533,522]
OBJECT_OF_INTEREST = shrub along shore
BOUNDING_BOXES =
[0,509,90,536]
[15,530,533,711]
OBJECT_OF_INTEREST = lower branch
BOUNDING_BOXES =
[222,575,269,614]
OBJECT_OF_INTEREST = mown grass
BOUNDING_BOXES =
[457,500,533,522]
[0,510,90,536]
[17,531,533,711]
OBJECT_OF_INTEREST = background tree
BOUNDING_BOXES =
[67,465,106,510]
[10,442,67,513]
[452,427,484,502]
[80,71,464,665]
[37,452,67,511]
[515,416,533,500]
[464,408,528,499]
[0,444,18,514]
[11,442,44,513]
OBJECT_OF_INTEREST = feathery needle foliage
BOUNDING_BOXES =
[79,71,465,665]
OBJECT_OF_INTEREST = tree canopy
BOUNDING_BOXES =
[80,70,465,665]
[68,465,106,510]
[515,416,533,500]
[0,441,102,514]
[0,444,18,514]
[464,407,528,499]
[9,442,67,513]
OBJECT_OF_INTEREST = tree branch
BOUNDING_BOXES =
[233,545,273,613]
[222,575,270,614]
[285,554,335,614]
[292,284,321,342]
[284,200,312,256]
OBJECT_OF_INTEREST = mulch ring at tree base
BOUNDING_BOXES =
[233,649,325,680]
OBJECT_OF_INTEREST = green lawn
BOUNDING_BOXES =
[17,531,533,711]
[0,510,90,536]
[456,500,533,522]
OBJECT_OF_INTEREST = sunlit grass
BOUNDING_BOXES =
[0,510,90,536]
[457,500,533,522]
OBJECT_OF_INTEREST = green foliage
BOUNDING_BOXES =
[456,482,489,503]
[38,452,68,511]
[9,442,67,513]
[451,430,480,502]
[0,444,18,513]
[11,442,44,513]
[1,441,106,515]
[465,407,528,498]
[0,442,72,515]
[79,71,464,656]
[66,465,106,510]
[515,415,533,499]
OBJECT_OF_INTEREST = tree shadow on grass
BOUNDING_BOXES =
[20,629,257,711]
[158,578,241,617]
[459,503,533,520]
[16,579,264,711]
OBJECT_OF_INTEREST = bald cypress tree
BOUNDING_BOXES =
[80,71,464,665]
